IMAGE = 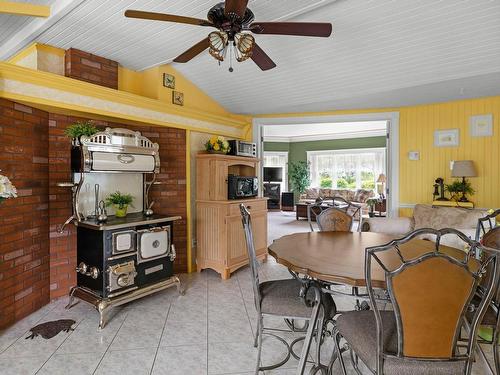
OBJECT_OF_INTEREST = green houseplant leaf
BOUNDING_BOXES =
[64,120,100,139]
[105,191,134,209]
[288,161,311,195]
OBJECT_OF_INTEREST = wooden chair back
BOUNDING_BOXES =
[365,228,497,373]
[317,207,353,232]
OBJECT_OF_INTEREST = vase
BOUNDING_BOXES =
[114,205,128,218]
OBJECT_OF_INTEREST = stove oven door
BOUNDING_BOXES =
[137,226,172,264]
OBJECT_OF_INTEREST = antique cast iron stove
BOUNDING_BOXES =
[61,128,183,328]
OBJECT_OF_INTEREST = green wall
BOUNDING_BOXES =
[265,136,386,166]
[264,136,387,192]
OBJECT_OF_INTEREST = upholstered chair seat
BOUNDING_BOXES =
[337,310,466,375]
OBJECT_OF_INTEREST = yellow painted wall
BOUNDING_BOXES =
[118,64,238,121]
[256,96,500,214]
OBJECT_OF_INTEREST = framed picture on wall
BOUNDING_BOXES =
[434,129,459,147]
[470,114,493,137]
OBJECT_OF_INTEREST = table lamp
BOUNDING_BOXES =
[451,160,477,202]
[376,173,386,198]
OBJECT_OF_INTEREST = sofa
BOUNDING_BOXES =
[299,187,375,215]
[361,204,488,249]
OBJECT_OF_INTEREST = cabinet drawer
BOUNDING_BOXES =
[229,200,267,216]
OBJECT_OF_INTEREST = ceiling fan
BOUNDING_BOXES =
[125,0,332,71]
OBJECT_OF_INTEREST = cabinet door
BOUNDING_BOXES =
[211,160,228,200]
[226,211,267,267]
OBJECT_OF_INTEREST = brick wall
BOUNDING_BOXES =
[65,48,118,89]
[48,115,187,298]
[0,99,50,329]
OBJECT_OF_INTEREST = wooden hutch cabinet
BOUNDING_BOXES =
[196,153,268,279]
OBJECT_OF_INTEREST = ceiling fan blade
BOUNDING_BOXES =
[249,22,332,37]
[224,0,249,18]
[251,43,276,71]
[125,10,213,27]
[173,37,210,63]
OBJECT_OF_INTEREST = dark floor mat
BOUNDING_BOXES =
[26,319,76,340]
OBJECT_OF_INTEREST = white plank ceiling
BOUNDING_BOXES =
[2,0,500,114]
[0,0,55,46]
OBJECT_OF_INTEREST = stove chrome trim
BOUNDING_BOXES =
[66,276,184,329]
[136,226,171,264]
[111,230,136,255]
[77,215,181,231]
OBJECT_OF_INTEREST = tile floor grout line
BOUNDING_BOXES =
[33,317,86,374]
[149,303,172,375]
[91,311,129,375]
[0,299,63,355]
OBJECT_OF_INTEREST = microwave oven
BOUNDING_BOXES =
[227,140,256,158]
[228,175,258,199]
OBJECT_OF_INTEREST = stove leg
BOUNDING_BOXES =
[65,286,78,310]
[98,301,110,329]
[173,275,185,296]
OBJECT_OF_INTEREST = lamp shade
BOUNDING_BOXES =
[451,160,477,177]
[377,173,387,183]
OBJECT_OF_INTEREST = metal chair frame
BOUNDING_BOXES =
[308,205,354,233]
[240,204,324,374]
[333,228,498,375]
[472,222,500,374]
[475,208,500,241]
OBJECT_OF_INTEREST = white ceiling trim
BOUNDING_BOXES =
[0,0,86,60]
[264,129,386,143]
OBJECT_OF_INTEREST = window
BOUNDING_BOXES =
[263,151,288,191]
[307,148,385,191]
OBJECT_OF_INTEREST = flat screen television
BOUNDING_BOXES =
[263,167,283,182]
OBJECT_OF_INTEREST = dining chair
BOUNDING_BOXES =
[467,226,500,374]
[332,228,498,375]
[317,207,353,232]
[307,203,326,232]
[475,208,500,241]
[240,204,334,374]
[331,196,362,222]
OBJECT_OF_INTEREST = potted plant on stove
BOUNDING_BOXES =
[106,191,134,218]
[64,120,100,145]
[0,170,17,205]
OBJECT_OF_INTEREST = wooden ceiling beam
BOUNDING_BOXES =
[0,2,51,18]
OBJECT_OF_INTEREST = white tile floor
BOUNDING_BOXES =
[0,211,495,374]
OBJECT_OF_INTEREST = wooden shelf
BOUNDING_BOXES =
[432,200,474,208]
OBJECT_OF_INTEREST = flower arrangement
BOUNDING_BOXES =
[105,191,134,218]
[205,135,230,154]
[64,120,100,141]
[0,172,17,204]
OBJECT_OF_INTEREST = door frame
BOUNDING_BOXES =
[252,112,400,217]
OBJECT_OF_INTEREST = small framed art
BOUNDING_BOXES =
[434,129,459,147]
[163,73,175,89]
[172,91,184,106]
[470,114,493,137]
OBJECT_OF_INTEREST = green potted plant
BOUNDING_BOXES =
[64,120,100,145]
[445,180,475,201]
[288,161,311,197]
[106,191,134,218]
[366,198,379,217]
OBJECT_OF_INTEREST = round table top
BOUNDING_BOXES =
[268,231,471,288]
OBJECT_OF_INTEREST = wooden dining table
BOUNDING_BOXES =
[268,231,475,289]
[268,231,478,375]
